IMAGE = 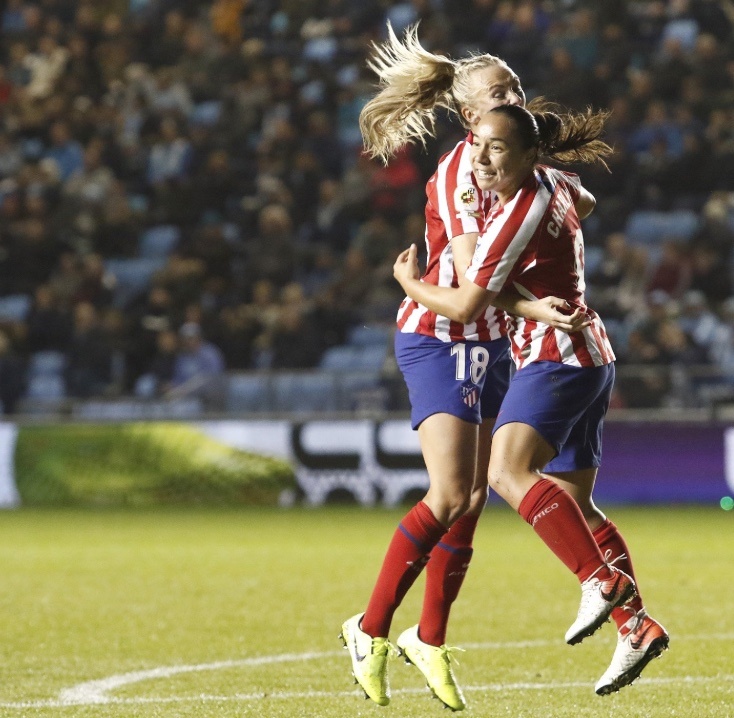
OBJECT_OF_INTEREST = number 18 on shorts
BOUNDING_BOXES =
[395,332,512,429]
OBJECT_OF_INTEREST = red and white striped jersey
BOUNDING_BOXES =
[466,165,616,369]
[396,136,508,342]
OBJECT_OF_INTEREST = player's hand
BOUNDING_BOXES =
[532,297,591,333]
[393,244,420,286]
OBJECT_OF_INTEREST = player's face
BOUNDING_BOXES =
[464,65,525,125]
[470,114,536,203]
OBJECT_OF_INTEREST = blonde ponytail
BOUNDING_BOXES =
[359,23,456,163]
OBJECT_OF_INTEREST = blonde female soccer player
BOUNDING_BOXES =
[340,25,589,711]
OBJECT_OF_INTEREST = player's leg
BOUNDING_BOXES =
[341,333,482,706]
[414,342,511,647]
[488,362,636,644]
[393,338,504,711]
[363,412,477,640]
[419,419,492,647]
[542,364,670,687]
[394,412,479,712]
[545,469,670,694]
[398,421,492,712]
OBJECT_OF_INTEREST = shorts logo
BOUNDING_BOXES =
[461,384,479,408]
[531,502,559,526]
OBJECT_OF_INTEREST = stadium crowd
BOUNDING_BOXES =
[0,0,733,413]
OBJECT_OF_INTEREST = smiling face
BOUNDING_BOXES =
[470,112,537,203]
[460,64,525,127]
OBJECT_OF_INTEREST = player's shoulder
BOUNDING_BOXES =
[436,135,472,170]
[537,164,580,190]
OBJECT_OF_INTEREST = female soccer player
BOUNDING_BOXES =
[393,103,670,698]
[340,25,588,711]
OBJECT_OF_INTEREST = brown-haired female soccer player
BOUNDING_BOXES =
[393,103,669,701]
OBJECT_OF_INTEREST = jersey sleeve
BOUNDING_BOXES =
[436,139,483,240]
[546,166,581,203]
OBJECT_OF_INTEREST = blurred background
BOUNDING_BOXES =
[0,0,732,423]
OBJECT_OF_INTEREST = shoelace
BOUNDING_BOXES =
[585,549,629,584]
[623,608,648,637]
[439,645,466,666]
[371,638,396,659]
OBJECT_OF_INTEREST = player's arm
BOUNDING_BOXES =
[395,245,590,332]
[575,185,596,220]
[450,231,479,285]
[394,244,492,324]
[494,288,590,332]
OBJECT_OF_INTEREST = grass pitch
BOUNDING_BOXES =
[0,505,731,717]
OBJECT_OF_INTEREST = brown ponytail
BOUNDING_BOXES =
[491,101,613,169]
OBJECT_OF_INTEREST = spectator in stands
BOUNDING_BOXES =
[135,328,178,398]
[646,241,691,299]
[0,0,730,412]
[65,301,114,398]
[677,289,721,357]
[63,138,116,208]
[170,321,224,393]
[43,120,84,182]
[146,116,193,187]
[654,319,709,366]
[268,303,323,370]
[0,328,26,414]
[249,203,297,286]
[25,283,73,353]
[24,33,68,100]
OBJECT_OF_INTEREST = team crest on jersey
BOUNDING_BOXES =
[454,183,481,218]
[461,383,479,408]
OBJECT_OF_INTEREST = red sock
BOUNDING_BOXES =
[361,501,446,638]
[419,513,479,646]
[593,518,644,628]
[518,478,608,583]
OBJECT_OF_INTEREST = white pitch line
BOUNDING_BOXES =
[2,676,733,710]
[58,651,344,705]
[0,633,732,710]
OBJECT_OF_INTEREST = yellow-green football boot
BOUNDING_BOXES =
[339,613,392,706]
[396,625,466,711]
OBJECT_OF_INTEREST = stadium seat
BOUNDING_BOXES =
[21,137,44,160]
[625,210,699,246]
[189,101,222,127]
[25,374,65,399]
[226,374,271,413]
[138,225,181,258]
[105,257,167,308]
[584,245,604,277]
[0,293,31,322]
[272,372,337,412]
[346,324,392,347]
[336,370,385,411]
[28,350,66,377]
[353,344,388,371]
[319,345,358,371]
[128,194,150,214]
[133,373,158,399]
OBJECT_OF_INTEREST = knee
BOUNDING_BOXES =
[428,489,472,527]
[579,503,605,530]
[468,482,489,513]
[445,493,473,525]
[487,467,510,499]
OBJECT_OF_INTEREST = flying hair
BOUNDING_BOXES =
[360,23,507,164]
[492,100,614,170]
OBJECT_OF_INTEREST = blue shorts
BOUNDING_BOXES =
[493,361,615,471]
[395,331,512,429]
